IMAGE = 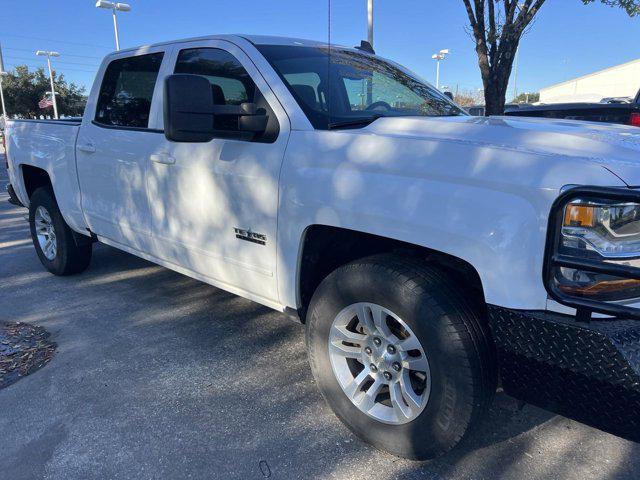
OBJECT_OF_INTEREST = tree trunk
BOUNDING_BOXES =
[484,89,505,115]
[461,0,548,117]
[480,50,516,116]
[483,74,508,115]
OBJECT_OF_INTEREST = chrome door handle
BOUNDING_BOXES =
[77,143,96,154]
[150,153,176,165]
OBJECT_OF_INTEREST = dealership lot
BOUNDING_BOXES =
[1,166,639,480]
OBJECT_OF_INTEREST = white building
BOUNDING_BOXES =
[539,58,640,104]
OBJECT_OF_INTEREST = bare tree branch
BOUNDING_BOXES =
[461,0,478,28]
[462,0,638,115]
[488,0,498,63]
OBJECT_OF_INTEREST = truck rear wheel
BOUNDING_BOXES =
[306,254,496,460]
[28,187,92,276]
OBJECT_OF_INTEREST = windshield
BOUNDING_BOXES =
[257,45,466,130]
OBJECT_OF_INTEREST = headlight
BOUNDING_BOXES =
[545,187,640,315]
[561,201,640,258]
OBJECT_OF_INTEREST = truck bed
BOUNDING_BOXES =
[5,118,87,233]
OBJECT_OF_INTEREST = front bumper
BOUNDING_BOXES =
[488,305,640,442]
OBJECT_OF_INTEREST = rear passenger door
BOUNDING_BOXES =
[147,40,290,305]
[77,48,169,253]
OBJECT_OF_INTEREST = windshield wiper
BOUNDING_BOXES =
[327,114,383,130]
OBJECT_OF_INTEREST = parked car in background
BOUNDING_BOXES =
[5,34,640,460]
[466,105,485,116]
[600,96,634,104]
[466,104,524,116]
[505,89,640,127]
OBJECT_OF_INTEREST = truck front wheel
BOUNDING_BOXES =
[306,254,496,460]
[28,187,92,275]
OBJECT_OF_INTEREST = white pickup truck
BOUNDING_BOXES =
[6,35,640,459]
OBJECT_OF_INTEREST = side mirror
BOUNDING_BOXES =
[164,74,269,143]
[164,74,215,143]
[237,103,269,133]
[443,91,454,100]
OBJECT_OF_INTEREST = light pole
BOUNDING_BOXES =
[0,72,7,125]
[431,49,449,90]
[0,43,7,123]
[95,1,131,51]
[367,0,374,48]
[513,46,520,101]
[512,3,526,101]
[35,50,60,119]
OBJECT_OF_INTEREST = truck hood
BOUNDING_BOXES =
[366,115,640,186]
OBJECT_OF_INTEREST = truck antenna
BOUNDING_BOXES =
[355,40,375,55]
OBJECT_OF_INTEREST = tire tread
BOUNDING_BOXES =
[306,253,497,459]
[29,187,92,276]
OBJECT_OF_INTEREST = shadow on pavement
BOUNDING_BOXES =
[1,188,639,479]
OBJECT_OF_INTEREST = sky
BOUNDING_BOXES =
[0,0,638,98]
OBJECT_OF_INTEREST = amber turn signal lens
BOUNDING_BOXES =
[559,277,640,296]
[563,204,595,227]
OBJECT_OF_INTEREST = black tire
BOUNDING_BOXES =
[306,254,496,460]
[29,186,92,275]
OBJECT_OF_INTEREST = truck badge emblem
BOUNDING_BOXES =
[234,228,267,246]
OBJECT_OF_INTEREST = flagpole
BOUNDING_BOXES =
[36,50,60,119]
[46,56,59,119]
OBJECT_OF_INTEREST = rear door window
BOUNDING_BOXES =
[95,52,164,129]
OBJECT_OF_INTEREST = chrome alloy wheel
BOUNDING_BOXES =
[35,206,57,260]
[328,302,431,425]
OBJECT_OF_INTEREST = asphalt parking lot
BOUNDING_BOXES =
[1,164,640,480]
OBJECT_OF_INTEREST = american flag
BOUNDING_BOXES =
[38,95,54,109]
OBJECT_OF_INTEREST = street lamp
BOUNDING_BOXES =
[431,49,449,90]
[35,50,60,119]
[95,1,131,51]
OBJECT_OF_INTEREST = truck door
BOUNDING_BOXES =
[146,40,290,305]
[76,48,168,253]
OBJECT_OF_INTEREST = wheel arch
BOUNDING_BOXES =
[295,225,486,322]
[20,164,53,201]
[18,163,90,239]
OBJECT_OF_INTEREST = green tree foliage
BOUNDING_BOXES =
[510,91,540,103]
[461,0,640,115]
[582,0,640,15]
[1,65,86,119]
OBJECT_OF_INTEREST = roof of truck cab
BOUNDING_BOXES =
[111,34,339,57]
